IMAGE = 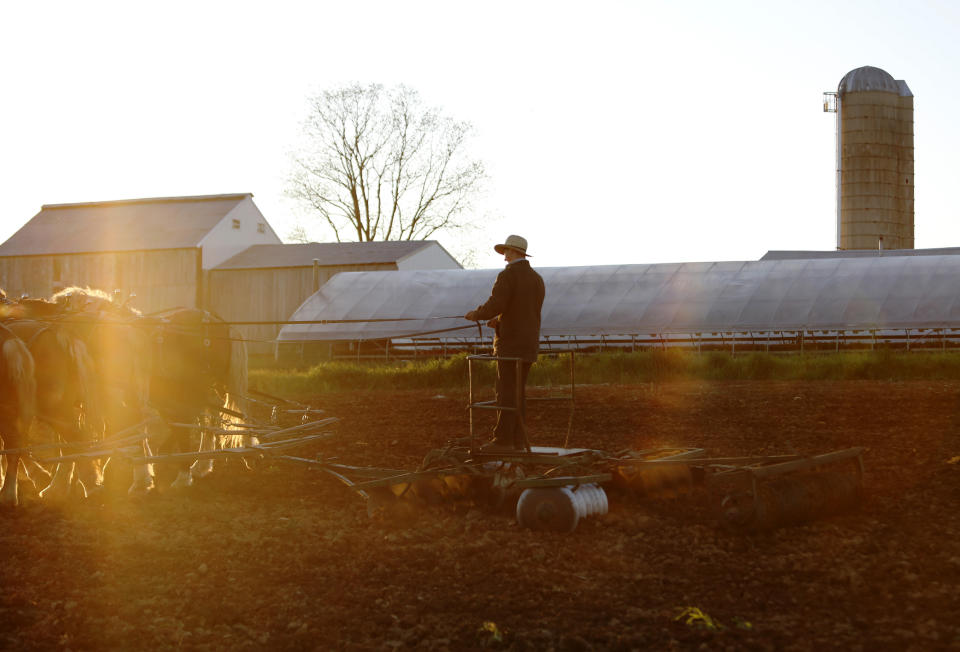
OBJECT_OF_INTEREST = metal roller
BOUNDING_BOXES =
[516,484,608,533]
[721,470,862,531]
[613,462,694,497]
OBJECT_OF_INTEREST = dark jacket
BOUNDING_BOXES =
[472,259,545,363]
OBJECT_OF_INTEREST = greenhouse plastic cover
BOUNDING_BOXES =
[277,255,960,342]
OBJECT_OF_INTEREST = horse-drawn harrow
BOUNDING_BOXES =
[29,390,336,467]
[279,440,865,533]
[0,288,867,532]
[262,355,867,533]
[3,382,866,534]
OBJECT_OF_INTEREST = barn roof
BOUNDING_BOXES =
[0,193,253,256]
[278,255,960,342]
[213,241,442,270]
[761,247,960,260]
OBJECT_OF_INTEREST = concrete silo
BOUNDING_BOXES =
[827,66,914,250]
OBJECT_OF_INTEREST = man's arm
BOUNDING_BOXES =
[464,269,514,321]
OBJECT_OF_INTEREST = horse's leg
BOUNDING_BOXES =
[191,412,217,480]
[129,440,156,496]
[38,455,75,502]
[18,457,52,490]
[39,412,91,501]
[0,434,16,507]
[61,418,103,500]
[170,417,197,489]
[0,453,19,507]
[4,450,51,491]
[72,412,106,500]
[128,424,159,496]
[40,464,74,500]
[0,418,24,507]
[74,458,105,500]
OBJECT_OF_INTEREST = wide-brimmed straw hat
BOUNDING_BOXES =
[494,234,531,256]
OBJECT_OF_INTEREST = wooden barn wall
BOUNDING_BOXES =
[0,249,201,313]
[207,263,397,355]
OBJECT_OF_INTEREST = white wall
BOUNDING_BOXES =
[396,243,462,270]
[198,197,282,269]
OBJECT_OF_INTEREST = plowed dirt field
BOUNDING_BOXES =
[2,380,959,651]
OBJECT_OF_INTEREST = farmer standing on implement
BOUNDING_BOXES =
[465,235,545,451]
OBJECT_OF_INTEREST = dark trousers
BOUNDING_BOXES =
[493,359,532,447]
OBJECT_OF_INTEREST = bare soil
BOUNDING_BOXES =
[2,380,959,651]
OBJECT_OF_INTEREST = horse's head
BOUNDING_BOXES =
[51,286,142,320]
[151,308,235,388]
[16,297,63,320]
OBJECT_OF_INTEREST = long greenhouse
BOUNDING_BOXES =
[277,254,960,355]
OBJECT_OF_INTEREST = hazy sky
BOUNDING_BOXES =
[2,0,958,269]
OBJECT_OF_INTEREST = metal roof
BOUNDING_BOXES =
[0,193,251,256]
[278,256,960,342]
[838,66,910,96]
[762,248,960,260]
[213,240,438,270]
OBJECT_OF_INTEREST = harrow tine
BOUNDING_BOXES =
[275,456,371,500]
[2,418,157,458]
[257,417,340,440]
[746,447,865,479]
[252,433,336,451]
[213,404,245,419]
[247,388,307,408]
[1,442,80,457]
[166,422,277,437]
[100,417,159,445]
[42,442,145,463]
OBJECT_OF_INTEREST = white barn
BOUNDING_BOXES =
[0,193,281,312]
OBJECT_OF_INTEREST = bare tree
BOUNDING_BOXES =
[286,223,311,243]
[287,83,486,242]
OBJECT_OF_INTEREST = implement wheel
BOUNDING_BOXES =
[516,487,579,533]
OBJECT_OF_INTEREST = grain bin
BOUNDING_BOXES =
[829,66,914,250]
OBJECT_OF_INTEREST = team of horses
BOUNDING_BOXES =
[0,287,248,507]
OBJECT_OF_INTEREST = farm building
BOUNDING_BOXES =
[761,247,960,260]
[0,193,281,313]
[825,65,914,251]
[277,248,960,356]
[207,241,461,355]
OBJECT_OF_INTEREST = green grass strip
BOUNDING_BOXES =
[249,349,960,397]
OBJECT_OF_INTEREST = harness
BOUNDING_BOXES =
[151,308,222,383]
[0,319,19,345]
[23,323,52,348]
[0,319,54,349]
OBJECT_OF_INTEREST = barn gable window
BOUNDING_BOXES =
[257,222,265,234]
[232,218,241,229]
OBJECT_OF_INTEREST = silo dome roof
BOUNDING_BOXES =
[838,66,900,95]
